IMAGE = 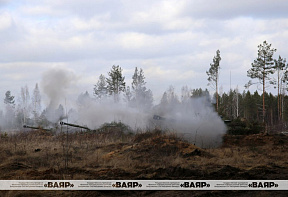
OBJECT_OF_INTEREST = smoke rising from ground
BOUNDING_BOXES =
[76,98,150,130]
[40,68,78,122]
[41,68,77,109]
[39,68,226,148]
[153,97,226,148]
[74,95,226,148]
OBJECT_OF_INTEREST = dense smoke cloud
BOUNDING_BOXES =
[76,98,150,130]
[40,68,78,123]
[73,92,226,148]
[39,68,226,148]
[41,68,77,109]
[153,97,226,148]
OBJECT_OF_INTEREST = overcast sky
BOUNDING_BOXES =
[1,0,288,108]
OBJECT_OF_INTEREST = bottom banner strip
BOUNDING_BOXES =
[0,180,287,190]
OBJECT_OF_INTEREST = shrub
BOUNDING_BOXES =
[227,118,264,135]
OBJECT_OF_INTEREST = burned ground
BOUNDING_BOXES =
[0,130,288,196]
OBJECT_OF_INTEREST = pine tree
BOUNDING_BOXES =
[144,89,153,110]
[4,90,15,128]
[160,92,168,106]
[4,91,15,106]
[207,49,221,112]
[132,67,144,92]
[247,40,276,123]
[106,65,126,103]
[243,91,257,121]
[158,91,169,115]
[77,91,91,106]
[191,88,210,98]
[32,83,41,121]
[131,67,153,110]
[166,86,179,105]
[94,74,108,100]
[274,56,286,120]
[20,85,31,124]
[124,86,133,105]
[232,87,240,118]
[181,86,190,103]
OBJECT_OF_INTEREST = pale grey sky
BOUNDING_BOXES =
[1,0,288,108]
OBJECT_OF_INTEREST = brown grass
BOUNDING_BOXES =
[0,130,288,196]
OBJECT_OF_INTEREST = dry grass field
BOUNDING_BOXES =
[0,128,288,196]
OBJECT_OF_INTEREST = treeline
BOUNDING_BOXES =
[207,41,288,129]
[1,84,42,130]
[1,63,288,132]
[2,40,288,134]
[217,89,288,127]
[93,65,154,111]
[0,65,155,130]
[0,65,211,131]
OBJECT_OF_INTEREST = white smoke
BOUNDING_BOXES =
[153,96,226,148]
[75,97,150,130]
[40,68,78,123]
[74,95,226,148]
[39,68,226,148]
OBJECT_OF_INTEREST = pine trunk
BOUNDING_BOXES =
[216,71,218,112]
[263,79,267,133]
[278,69,281,121]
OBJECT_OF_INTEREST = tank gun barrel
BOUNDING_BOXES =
[23,125,52,131]
[59,121,90,131]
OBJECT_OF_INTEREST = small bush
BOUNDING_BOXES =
[96,121,133,135]
[227,118,264,135]
[1,132,8,139]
